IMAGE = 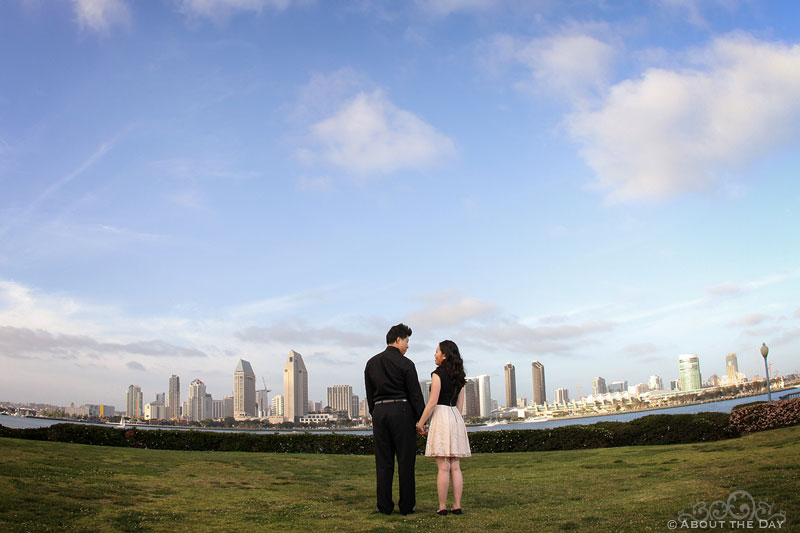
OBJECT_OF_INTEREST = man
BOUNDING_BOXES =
[364,323,426,515]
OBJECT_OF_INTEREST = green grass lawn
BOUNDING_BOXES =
[1,426,798,532]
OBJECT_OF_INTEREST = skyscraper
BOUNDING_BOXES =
[477,374,491,418]
[726,353,739,383]
[327,385,353,416]
[592,376,607,395]
[461,378,481,418]
[555,387,570,404]
[679,354,702,391]
[126,385,143,419]
[168,375,180,420]
[531,361,546,406]
[256,389,270,418]
[284,350,308,422]
[234,359,256,420]
[271,394,284,417]
[350,394,359,420]
[188,379,207,421]
[648,375,663,390]
[419,379,431,405]
[504,362,516,408]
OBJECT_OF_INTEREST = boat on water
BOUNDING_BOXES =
[525,416,550,422]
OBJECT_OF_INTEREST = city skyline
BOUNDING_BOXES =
[1,2,799,408]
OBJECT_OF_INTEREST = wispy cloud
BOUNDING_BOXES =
[726,313,770,328]
[236,318,375,348]
[302,90,456,177]
[476,26,617,102]
[0,326,207,360]
[405,290,498,329]
[177,0,295,22]
[569,34,800,203]
[416,0,498,16]
[72,0,132,34]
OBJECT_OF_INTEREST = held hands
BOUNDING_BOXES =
[416,422,427,436]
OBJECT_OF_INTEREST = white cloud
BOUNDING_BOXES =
[306,90,455,177]
[515,33,615,101]
[569,35,800,203]
[406,290,499,330]
[177,0,293,21]
[726,313,770,328]
[416,0,497,16]
[72,0,131,33]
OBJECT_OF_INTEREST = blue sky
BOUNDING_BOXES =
[1,0,799,409]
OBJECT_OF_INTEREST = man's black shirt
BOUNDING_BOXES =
[364,346,425,418]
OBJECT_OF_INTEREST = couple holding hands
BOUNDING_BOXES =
[364,323,471,517]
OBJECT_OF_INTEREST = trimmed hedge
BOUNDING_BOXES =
[467,412,737,453]
[0,411,737,455]
[729,397,800,433]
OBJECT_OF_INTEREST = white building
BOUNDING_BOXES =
[476,374,492,418]
[126,385,143,419]
[648,375,663,390]
[327,385,353,418]
[283,350,308,422]
[234,359,256,420]
[187,379,207,422]
[145,401,166,421]
[271,394,284,417]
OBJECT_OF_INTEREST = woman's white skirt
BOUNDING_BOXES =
[425,405,472,458]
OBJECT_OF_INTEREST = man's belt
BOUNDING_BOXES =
[375,398,407,404]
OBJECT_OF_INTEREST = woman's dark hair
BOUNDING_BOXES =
[386,323,412,345]
[439,340,466,387]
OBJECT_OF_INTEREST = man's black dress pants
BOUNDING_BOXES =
[372,402,416,515]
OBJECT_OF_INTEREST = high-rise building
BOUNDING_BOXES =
[648,375,663,390]
[188,379,207,421]
[726,353,739,383]
[504,362,516,408]
[477,374,491,418]
[608,380,628,393]
[531,361,546,406]
[461,378,480,418]
[223,395,234,419]
[419,379,431,405]
[555,387,570,404]
[256,389,270,418]
[284,350,308,422]
[212,399,225,419]
[234,359,256,420]
[126,385,143,419]
[350,394,359,419]
[592,377,608,395]
[327,385,353,416]
[271,394,284,417]
[679,354,702,391]
[168,375,180,420]
[359,398,369,418]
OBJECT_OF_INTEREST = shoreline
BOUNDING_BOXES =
[484,385,798,425]
[10,385,797,432]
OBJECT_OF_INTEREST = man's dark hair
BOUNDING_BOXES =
[386,323,412,345]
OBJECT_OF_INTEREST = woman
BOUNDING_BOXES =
[416,340,471,516]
